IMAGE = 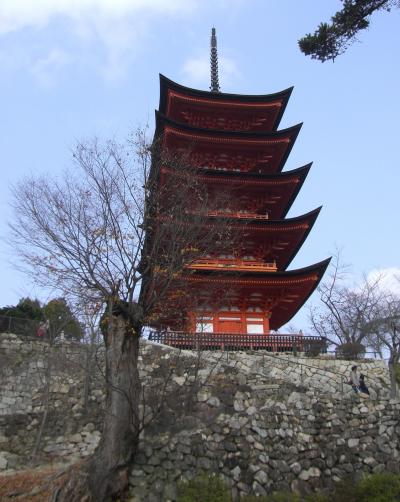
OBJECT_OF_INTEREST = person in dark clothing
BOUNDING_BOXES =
[349,365,359,393]
[359,373,370,395]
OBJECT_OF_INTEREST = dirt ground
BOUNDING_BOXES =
[0,464,69,501]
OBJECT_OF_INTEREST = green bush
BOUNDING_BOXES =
[242,493,326,502]
[177,474,231,502]
[176,472,400,502]
[335,342,365,360]
[304,494,329,502]
[355,472,400,502]
[328,473,400,502]
[304,340,327,357]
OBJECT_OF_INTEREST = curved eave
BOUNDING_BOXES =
[272,257,331,329]
[281,206,321,268]
[184,257,331,329]
[184,257,330,281]
[281,163,312,217]
[159,74,293,131]
[207,206,321,270]
[194,162,312,218]
[208,206,320,228]
[155,110,302,141]
[155,111,302,173]
[197,162,311,182]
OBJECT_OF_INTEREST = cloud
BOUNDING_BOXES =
[0,0,197,35]
[31,49,73,88]
[182,53,240,90]
[0,0,198,83]
[366,267,400,295]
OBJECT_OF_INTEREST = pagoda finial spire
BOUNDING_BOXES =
[210,27,221,93]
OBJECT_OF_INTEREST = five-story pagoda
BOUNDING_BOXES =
[146,29,330,350]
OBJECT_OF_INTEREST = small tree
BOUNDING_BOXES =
[309,251,383,355]
[0,297,42,335]
[44,298,83,340]
[365,294,400,397]
[9,131,236,500]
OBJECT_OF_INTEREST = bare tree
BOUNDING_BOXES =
[309,251,383,353]
[365,294,400,397]
[9,131,236,501]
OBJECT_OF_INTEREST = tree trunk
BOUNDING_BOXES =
[87,308,141,501]
[388,357,398,399]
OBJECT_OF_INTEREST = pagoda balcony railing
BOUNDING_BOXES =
[187,258,277,272]
[148,330,327,353]
[207,210,269,220]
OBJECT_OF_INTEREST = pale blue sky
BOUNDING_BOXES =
[1,0,399,329]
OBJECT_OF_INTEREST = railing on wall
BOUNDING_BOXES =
[148,330,327,353]
[187,259,277,272]
[207,211,269,220]
[0,315,41,338]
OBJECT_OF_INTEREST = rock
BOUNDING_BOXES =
[231,465,241,481]
[69,433,82,443]
[163,483,177,500]
[197,457,212,470]
[207,396,220,407]
[84,423,95,432]
[387,460,400,474]
[290,462,302,475]
[197,391,210,402]
[43,444,61,453]
[246,406,257,416]
[254,470,268,484]
[252,480,267,496]
[0,454,8,470]
[234,400,245,412]
[173,376,186,386]
[348,438,359,448]
[299,467,321,480]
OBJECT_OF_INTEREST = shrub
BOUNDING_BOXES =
[328,473,400,502]
[304,494,329,502]
[304,340,327,357]
[335,342,365,360]
[242,493,300,502]
[176,474,231,502]
[176,472,400,502]
[355,472,400,502]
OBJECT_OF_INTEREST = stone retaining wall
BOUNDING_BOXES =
[0,333,398,500]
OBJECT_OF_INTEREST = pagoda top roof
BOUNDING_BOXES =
[159,74,293,131]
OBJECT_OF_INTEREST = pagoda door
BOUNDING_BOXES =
[215,316,243,334]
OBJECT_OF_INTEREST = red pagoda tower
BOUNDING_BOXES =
[147,29,329,350]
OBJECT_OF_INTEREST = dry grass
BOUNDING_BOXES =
[0,464,69,501]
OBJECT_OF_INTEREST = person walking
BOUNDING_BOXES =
[349,365,359,393]
[359,373,370,395]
